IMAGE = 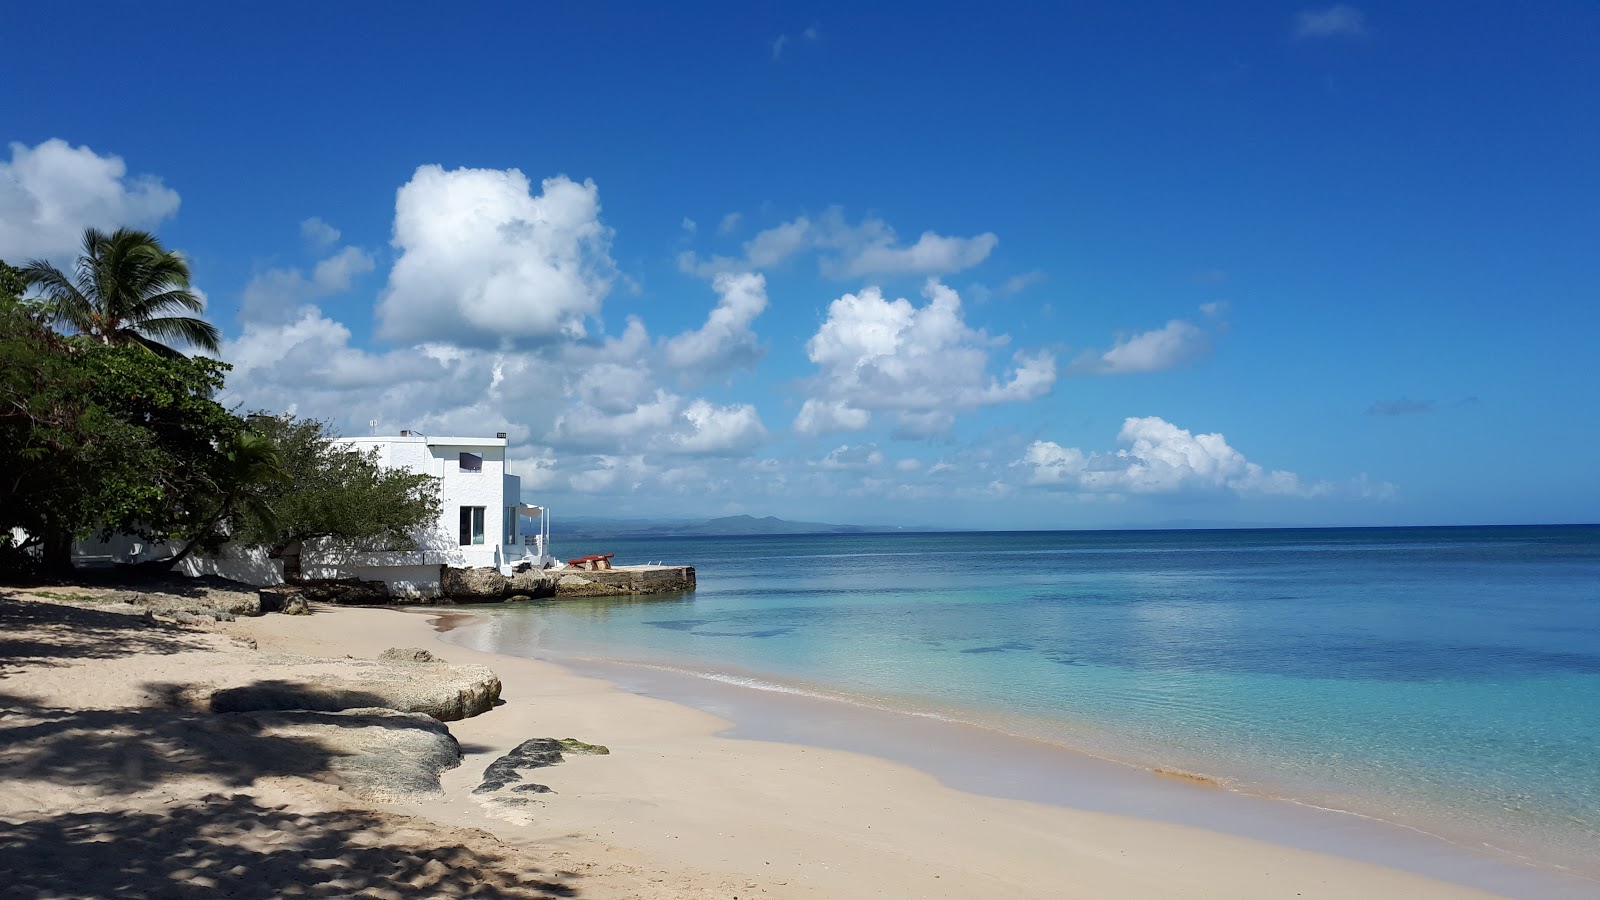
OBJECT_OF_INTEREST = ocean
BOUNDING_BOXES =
[441,525,1600,893]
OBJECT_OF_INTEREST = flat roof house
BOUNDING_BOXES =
[313,432,551,594]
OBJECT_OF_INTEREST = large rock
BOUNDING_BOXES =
[221,707,463,801]
[294,578,390,605]
[441,566,508,601]
[197,651,501,722]
[471,737,609,824]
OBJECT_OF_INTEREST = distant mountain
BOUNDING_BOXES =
[681,515,879,535]
[555,514,917,539]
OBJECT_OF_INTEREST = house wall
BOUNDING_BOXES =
[326,435,533,577]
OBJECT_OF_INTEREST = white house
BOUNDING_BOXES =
[76,431,553,598]
[307,431,552,595]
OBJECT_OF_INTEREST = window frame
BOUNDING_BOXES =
[459,506,486,546]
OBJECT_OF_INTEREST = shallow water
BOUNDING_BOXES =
[445,525,1600,892]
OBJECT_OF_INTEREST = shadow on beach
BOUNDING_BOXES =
[0,792,579,898]
[0,594,217,670]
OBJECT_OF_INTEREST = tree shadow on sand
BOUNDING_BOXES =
[1,690,345,794]
[0,792,579,898]
[0,595,217,671]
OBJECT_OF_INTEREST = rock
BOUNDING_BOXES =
[282,594,311,615]
[294,578,390,605]
[199,653,502,722]
[470,736,607,823]
[554,574,626,597]
[219,707,462,801]
[508,571,557,598]
[473,737,609,793]
[379,647,442,664]
[441,567,508,601]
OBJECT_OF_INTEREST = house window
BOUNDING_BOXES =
[503,506,518,545]
[459,506,485,545]
[459,452,483,472]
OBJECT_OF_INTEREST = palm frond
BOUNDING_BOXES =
[133,315,223,354]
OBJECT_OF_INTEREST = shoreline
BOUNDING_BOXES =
[545,651,1597,899]
[0,587,1580,898]
[353,602,1548,896]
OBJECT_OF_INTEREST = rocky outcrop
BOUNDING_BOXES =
[439,567,559,602]
[291,578,390,605]
[554,566,696,597]
[192,650,502,722]
[222,707,462,801]
[441,566,507,600]
[471,738,609,823]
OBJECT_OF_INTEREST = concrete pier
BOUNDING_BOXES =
[554,564,696,598]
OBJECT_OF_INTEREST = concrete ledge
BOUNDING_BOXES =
[554,565,695,597]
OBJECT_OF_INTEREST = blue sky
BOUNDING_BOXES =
[3,2,1597,528]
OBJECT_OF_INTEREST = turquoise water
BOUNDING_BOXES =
[455,526,1600,878]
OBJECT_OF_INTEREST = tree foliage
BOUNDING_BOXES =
[0,282,240,572]
[235,415,440,577]
[2,240,441,579]
[21,227,222,357]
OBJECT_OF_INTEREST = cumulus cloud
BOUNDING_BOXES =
[378,165,615,346]
[662,271,769,375]
[817,444,884,470]
[829,230,999,279]
[1020,417,1324,497]
[797,280,1055,436]
[222,305,441,393]
[240,240,375,323]
[300,216,340,249]
[671,399,767,455]
[0,139,180,261]
[794,398,872,436]
[681,209,997,281]
[1074,306,1222,374]
[1295,4,1366,38]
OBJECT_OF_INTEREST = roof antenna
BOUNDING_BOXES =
[369,419,377,436]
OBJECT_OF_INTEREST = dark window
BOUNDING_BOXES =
[459,452,483,472]
[459,506,485,545]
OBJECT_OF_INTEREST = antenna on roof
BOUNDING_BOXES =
[369,419,377,435]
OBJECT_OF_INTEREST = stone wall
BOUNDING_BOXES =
[554,566,696,597]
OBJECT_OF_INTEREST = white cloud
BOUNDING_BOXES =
[828,230,999,279]
[662,271,768,375]
[0,139,180,261]
[1074,307,1222,374]
[680,217,697,234]
[378,165,615,346]
[300,216,341,249]
[1080,319,1208,374]
[794,398,872,436]
[1295,4,1366,38]
[681,209,998,280]
[797,280,1055,435]
[771,34,789,60]
[240,243,375,323]
[671,400,767,455]
[718,211,743,235]
[1020,417,1324,497]
[817,444,884,470]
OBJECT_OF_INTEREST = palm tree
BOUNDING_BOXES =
[21,227,221,357]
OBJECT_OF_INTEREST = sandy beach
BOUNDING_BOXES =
[0,587,1516,899]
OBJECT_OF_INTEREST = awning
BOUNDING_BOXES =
[519,504,544,517]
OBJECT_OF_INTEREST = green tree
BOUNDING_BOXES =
[238,415,440,581]
[0,287,240,574]
[155,429,290,570]
[21,227,222,358]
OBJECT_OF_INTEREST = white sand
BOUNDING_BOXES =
[1,590,1507,898]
